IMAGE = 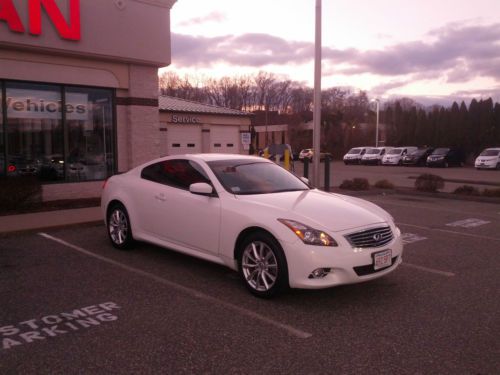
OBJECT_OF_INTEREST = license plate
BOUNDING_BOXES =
[373,249,392,270]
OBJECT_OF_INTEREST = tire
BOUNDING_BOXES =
[107,203,134,250]
[496,163,500,170]
[237,232,288,298]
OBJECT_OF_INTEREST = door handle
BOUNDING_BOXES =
[155,194,166,202]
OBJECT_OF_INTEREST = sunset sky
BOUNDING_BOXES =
[165,0,500,105]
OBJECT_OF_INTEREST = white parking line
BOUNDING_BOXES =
[401,263,455,277]
[38,233,312,339]
[397,222,500,242]
[446,218,491,228]
[402,233,428,245]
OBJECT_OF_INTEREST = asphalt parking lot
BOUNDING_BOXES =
[1,193,499,374]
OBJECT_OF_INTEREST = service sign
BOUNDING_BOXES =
[6,88,88,121]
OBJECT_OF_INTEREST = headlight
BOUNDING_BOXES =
[278,219,338,246]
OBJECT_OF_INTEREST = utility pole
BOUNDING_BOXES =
[312,0,322,187]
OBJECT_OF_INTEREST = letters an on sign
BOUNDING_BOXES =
[0,0,81,41]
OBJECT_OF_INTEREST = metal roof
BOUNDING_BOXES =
[159,96,252,117]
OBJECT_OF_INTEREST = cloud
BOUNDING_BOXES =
[370,79,412,97]
[171,21,500,84]
[172,33,313,67]
[177,11,227,27]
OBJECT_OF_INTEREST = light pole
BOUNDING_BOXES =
[371,98,380,147]
[312,0,322,187]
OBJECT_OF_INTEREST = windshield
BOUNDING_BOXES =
[347,148,361,155]
[208,160,309,195]
[432,148,449,155]
[409,149,424,156]
[480,150,500,156]
[366,149,381,155]
[387,148,403,155]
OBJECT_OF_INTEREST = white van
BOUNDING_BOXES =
[343,147,369,165]
[360,147,393,165]
[381,146,418,166]
[475,148,500,170]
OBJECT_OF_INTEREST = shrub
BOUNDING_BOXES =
[482,188,500,198]
[374,179,395,190]
[414,174,444,192]
[0,176,42,213]
[454,185,480,196]
[339,178,370,191]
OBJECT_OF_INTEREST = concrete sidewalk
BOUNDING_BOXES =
[0,206,102,235]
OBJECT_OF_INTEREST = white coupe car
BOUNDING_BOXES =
[102,154,403,297]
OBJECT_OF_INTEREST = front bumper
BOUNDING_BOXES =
[360,158,379,165]
[283,226,404,289]
[426,160,445,167]
[382,159,400,165]
[475,162,497,169]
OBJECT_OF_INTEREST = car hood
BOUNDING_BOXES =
[477,156,497,161]
[235,190,390,232]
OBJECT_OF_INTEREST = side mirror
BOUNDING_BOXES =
[189,182,214,196]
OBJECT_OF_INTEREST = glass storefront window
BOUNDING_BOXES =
[1,81,115,182]
[5,82,63,181]
[1,83,4,176]
[66,87,114,181]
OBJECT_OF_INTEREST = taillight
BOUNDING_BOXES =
[102,178,109,189]
[7,165,16,173]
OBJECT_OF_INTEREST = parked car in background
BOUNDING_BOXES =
[7,155,41,177]
[298,148,332,162]
[360,147,392,165]
[474,148,500,170]
[402,147,434,167]
[102,154,403,298]
[39,154,65,180]
[381,147,418,166]
[426,148,465,168]
[343,147,369,165]
[298,148,313,160]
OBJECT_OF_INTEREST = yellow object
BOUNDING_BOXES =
[263,148,269,159]
[284,149,290,170]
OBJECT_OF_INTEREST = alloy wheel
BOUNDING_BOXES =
[241,241,279,292]
[109,208,129,246]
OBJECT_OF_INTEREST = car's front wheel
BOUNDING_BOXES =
[238,232,288,298]
[107,203,134,250]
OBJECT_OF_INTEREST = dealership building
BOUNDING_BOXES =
[0,0,252,201]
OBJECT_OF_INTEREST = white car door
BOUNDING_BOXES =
[137,159,221,255]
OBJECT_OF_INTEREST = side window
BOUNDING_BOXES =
[141,159,210,190]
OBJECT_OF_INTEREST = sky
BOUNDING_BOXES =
[165,0,500,105]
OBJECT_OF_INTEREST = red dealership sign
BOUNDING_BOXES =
[0,0,80,41]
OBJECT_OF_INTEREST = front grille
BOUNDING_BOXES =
[345,226,393,248]
[353,256,399,276]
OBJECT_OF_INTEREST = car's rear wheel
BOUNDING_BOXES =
[238,232,288,298]
[107,203,134,250]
